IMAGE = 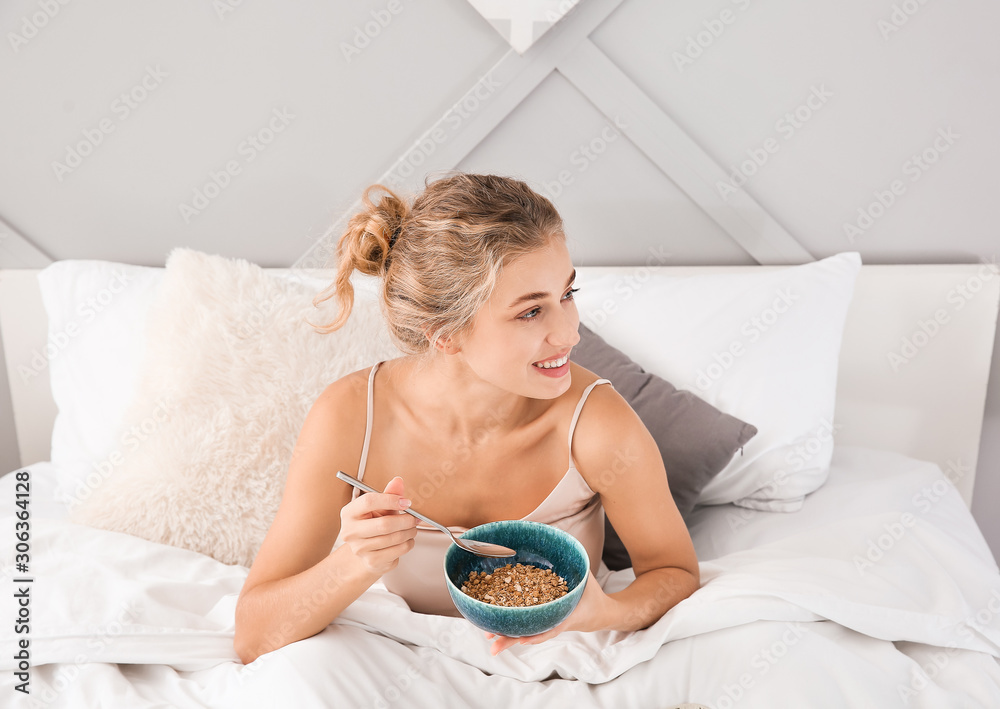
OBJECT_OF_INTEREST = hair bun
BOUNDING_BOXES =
[350,185,409,273]
[314,173,562,353]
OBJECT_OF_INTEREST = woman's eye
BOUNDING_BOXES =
[517,288,580,321]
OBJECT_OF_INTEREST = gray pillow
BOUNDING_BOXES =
[572,324,758,570]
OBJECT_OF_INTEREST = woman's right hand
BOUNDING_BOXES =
[338,476,418,576]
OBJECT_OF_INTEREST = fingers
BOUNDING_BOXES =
[342,529,416,576]
[488,633,553,655]
[343,510,417,537]
[355,537,416,574]
[348,488,411,518]
[342,522,417,554]
[340,512,417,551]
[486,631,543,655]
[382,475,407,498]
[518,628,558,645]
[338,476,417,575]
[486,624,566,655]
[489,635,522,656]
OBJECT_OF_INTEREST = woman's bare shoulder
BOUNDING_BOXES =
[315,359,391,408]
[568,364,661,491]
[300,367,374,446]
[567,361,605,394]
[311,357,415,428]
[566,361,623,409]
[570,363,629,417]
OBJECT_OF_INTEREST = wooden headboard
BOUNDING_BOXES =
[1,263,997,507]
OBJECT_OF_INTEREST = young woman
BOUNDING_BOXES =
[234,173,699,662]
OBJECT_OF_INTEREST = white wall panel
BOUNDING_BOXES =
[457,71,753,266]
[0,0,507,266]
[591,0,1000,262]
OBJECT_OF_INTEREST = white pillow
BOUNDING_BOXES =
[573,252,862,512]
[38,261,164,475]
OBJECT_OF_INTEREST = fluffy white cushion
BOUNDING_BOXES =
[68,249,402,567]
[573,252,862,512]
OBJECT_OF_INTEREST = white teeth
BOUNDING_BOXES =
[533,354,569,369]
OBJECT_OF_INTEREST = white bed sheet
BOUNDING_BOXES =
[1,446,999,708]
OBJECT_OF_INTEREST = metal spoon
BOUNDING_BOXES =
[335,471,516,558]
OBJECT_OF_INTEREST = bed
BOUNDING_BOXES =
[1,250,999,708]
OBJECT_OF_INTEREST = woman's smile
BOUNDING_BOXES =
[532,351,571,376]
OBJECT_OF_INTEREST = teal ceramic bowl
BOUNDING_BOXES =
[443,520,590,638]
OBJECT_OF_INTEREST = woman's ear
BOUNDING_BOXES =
[427,331,462,355]
[436,338,461,355]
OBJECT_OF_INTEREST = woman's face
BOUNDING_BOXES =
[458,236,581,399]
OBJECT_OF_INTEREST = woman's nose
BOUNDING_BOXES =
[550,305,581,349]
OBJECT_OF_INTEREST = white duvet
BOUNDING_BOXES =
[2,446,1000,708]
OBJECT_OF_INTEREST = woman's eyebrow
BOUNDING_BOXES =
[507,269,576,309]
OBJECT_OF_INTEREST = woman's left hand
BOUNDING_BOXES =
[485,569,611,655]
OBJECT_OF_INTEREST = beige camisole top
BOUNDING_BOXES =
[344,360,613,616]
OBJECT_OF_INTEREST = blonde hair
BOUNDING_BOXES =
[313,173,564,357]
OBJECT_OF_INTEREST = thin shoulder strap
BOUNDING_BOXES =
[567,378,613,468]
[357,361,383,485]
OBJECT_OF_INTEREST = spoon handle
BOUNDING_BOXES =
[335,470,451,536]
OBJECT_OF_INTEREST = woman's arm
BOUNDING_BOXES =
[487,383,699,654]
[234,376,417,664]
[580,383,700,629]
